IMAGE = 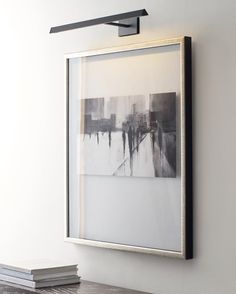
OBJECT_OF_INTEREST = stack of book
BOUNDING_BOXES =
[0,260,80,288]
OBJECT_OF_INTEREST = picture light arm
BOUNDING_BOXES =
[50,9,148,37]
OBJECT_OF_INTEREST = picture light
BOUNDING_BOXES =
[50,9,148,37]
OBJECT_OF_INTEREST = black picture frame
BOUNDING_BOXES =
[65,37,193,259]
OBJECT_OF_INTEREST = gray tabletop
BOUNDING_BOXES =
[0,281,151,294]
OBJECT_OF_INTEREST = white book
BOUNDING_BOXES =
[0,273,80,288]
[0,268,78,281]
[0,260,78,275]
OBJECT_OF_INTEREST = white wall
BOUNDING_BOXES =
[0,1,236,293]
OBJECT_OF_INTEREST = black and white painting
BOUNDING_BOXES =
[79,92,176,178]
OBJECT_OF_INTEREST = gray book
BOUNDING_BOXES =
[0,273,81,288]
[0,260,78,275]
[0,268,78,281]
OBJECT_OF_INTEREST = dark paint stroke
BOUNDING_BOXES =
[122,130,126,156]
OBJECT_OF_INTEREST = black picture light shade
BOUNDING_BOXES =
[50,9,148,37]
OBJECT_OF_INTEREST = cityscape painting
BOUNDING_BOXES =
[78,92,176,178]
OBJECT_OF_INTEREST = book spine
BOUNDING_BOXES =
[31,266,77,275]
[0,269,34,281]
[33,272,78,281]
[0,269,78,281]
[0,265,30,274]
[36,277,80,288]
[0,274,35,288]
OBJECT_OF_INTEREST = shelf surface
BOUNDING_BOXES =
[0,280,151,294]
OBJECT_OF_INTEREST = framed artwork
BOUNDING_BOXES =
[65,36,192,259]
